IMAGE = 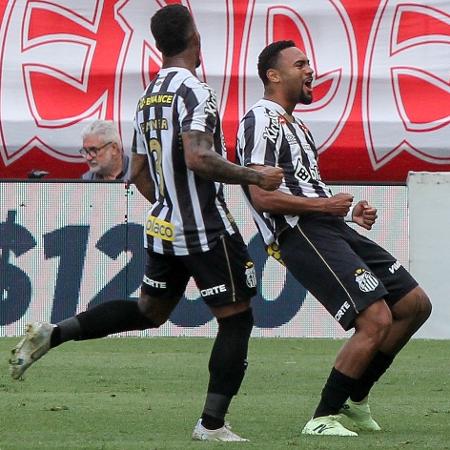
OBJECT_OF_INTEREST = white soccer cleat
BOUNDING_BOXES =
[340,397,381,431]
[302,415,358,437]
[192,418,249,442]
[9,322,55,380]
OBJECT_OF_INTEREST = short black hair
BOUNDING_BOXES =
[151,5,194,57]
[257,40,296,85]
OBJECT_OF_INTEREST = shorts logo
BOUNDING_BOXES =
[200,284,227,297]
[146,215,174,241]
[143,275,166,289]
[389,260,401,274]
[335,301,351,322]
[355,268,379,292]
[245,261,257,288]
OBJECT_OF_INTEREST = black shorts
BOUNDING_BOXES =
[141,232,257,307]
[278,215,418,330]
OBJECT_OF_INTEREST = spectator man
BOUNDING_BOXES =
[80,120,129,181]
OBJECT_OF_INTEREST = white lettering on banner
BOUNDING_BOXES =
[114,0,232,148]
[0,0,108,165]
[143,275,166,289]
[239,0,357,154]
[0,183,414,338]
[200,284,227,297]
[363,0,450,169]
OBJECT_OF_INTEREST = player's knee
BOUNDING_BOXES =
[414,288,432,324]
[357,301,392,344]
[138,295,170,327]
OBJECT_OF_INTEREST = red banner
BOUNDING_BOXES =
[0,0,449,181]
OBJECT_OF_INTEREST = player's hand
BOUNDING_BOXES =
[352,200,378,230]
[256,166,284,191]
[324,193,354,216]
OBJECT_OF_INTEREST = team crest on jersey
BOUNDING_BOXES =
[245,262,257,288]
[354,268,379,292]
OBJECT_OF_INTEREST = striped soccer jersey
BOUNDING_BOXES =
[236,98,332,245]
[133,67,238,255]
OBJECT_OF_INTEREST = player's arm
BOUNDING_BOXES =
[130,131,155,203]
[182,130,282,191]
[247,165,353,216]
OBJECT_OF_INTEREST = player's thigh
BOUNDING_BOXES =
[346,229,419,306]
[186,233,257,311]
[139,250,189,322]
[279,223,387,330]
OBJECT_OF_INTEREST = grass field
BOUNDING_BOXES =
[0,337,449,450]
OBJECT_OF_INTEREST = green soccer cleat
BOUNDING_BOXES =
[9,322,55,380]
[192,419,249,442]
[302,415,358,436]
[340,397,381,431]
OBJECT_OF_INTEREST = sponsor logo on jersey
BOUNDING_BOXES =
[202,83,217,116]
[143,275,166,289]
[389,260,402,274]
[245,261,257,288]
[354,268,379,292]
[335,301,351,321]
[294,160,311,182]
[200,284,227,297]
[263,110,280,144]
[139,93,174,109]
[145,215,175,241]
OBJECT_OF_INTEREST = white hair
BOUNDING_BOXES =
[81,120,122,150]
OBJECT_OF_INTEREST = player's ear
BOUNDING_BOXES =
[266,68,280,84]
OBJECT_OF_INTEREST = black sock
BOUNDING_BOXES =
[50,317,82,348]
[74,300,156,340]
[314,367,357,418]
[351,351,394,402]
[201,309,253,427]
[206,309,253,397]
[201,393,231,429]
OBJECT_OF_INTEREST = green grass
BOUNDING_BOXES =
[0,338,449,450]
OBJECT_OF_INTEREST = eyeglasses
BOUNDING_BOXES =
[79,141,112,158]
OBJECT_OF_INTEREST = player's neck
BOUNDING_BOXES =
[161,54,197,76]
[263,92,296,117]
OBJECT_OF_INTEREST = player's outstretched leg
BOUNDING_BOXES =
[9,300,158,380]
[302,415,358,437]
[9,322,55,380]
[340,396,381,431]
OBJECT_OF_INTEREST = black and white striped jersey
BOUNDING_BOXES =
[236,98,332,245]
[133,67,238,255]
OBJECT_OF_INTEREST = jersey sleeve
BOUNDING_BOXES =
[236,107,279,168]
[132,106,147,155]
[177,80,217,134]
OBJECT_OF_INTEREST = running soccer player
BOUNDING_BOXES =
[9,5,283,443]
[236,40,431,436]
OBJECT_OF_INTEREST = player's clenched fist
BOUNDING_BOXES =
[324,192,354,216]
[256,166,284,191]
